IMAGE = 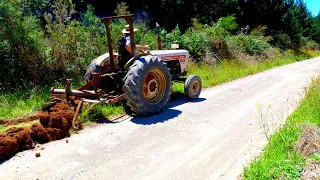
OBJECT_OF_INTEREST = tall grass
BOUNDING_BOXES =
[243,77,320,179]
[0,87,50,119]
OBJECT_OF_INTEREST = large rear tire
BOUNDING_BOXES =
[122,56,171,116]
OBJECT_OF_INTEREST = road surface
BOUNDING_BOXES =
[1,57,320,180]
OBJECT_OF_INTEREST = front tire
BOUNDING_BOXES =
[122,56,171,116]
[184,74,202,100]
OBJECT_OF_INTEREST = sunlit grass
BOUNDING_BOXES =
[79,103,125,124]
[0,87,51,119]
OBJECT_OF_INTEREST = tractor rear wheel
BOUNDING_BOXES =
[122,56,171,116]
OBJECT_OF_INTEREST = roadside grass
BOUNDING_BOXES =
[0,51,319,127]
[172,52,313,95]
[0,78,86,120]
[243,77,320,179]
[79,103,125,123]
[0,87,51,119]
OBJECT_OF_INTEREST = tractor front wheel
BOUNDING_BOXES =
[184,74,202,100]
[122,56,171,116]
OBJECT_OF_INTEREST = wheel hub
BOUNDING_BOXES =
[143,70,166,104]
[146,79,159,99]
[191,80,200,95]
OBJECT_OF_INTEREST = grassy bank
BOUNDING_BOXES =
[0,51,319,128]
[243,76,320,179]
[0,80,84,119]
[0,87,50,119]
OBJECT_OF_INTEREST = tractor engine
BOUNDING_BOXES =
[150,50,189,79]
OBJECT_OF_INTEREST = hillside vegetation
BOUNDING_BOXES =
[1,0,319,91]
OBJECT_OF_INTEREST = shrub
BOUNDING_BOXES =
[192,17,237,59]
[226,32,271,55]
[274,34,294,50]
[300,37,319,50]
[181,28,208,57]
[161,25,183,49]
[0,0,46,90]
[44,2,107,81]
[137,30,158,50]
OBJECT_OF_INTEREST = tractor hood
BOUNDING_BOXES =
[150,50,189,59]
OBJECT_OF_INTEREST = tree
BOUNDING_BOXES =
[311,13,320,43]
[281,0,313,48]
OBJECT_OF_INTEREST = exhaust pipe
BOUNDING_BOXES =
[156,22,162,50]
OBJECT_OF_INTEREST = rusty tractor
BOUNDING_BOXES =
[50,14,202,116]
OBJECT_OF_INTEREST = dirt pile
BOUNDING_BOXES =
[296,124,320,179]
[0,100,81,162]
[296,124,320,157]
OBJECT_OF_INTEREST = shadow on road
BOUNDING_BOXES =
[131,97,206,125]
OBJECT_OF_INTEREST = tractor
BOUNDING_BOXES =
[50,15,202,116]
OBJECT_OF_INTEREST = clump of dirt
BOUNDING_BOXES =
[296,124,320,157]
[296,124,320,179]
[0,134,19,161]
[0,100,81,162]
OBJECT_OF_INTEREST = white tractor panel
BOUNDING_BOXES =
[150,50,189,74]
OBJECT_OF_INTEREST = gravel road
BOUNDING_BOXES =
[1,57,320,180]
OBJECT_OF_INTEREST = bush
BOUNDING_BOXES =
[0,0,46,90]
[181,28,208,57]
[43,2,109,82]
[274,34,294,50]
[161,25,183,49]
[226,26,272,56]
[300,37,319,50]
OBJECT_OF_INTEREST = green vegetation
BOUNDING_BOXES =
[0,87,50,119]
[243,77,320,179]
[1,0,319,91]
[79,103,125,123]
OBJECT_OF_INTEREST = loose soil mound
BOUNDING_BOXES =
[297,124,320,179]
[296,124,320,157]
[0,100,80,162]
